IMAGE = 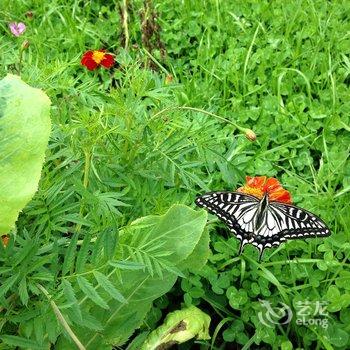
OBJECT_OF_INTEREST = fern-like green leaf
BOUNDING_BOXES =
[108,260,145,270]
[76,231,91,273]
[62,231,79,276]
[76,311,104,331]
[0,272,19,299]
[33,316,44,344]
[93,271,127,303]
[103,228,118,260]
[18,277,29,306]
[76,276,109,309]
[90,230,105,265]
[61,279,82,321]
[0,335,47,349]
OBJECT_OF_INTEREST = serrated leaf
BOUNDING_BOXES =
[62,231,79,276]
[103,228,118,260]
[78,311,104,331]
[18,277,29,306]
[76,231,91,273]
[61,279,82,320]
[159,262,186,278]
[0,335,47,349]
[34,316,44,344]
[0,272,19,298]
[93,271,127,303]
[91,231,105,265]
[77,276,109,309]
[108,260,145,270]
[45,313,59,343]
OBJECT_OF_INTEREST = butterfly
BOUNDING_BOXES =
[195,184,331,261]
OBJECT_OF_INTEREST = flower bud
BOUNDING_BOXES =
[25,11,33,19]
[21,39,30,50]
[165,74,173,85]
[244,129,257,142]
[1,235,9,248]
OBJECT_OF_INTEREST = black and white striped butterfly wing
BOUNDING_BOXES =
[268,202,331,241]
[195,192,259,244]
[246,202,331,254]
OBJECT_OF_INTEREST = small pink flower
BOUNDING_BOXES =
[9,22,26,37]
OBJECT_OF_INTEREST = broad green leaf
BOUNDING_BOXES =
[327,326,349,347]
[126,332,150,350]
[178,225,210,271]
[119,204,208,267]
[281,340,293,350]
[0,74,51,233]
[56,204,208,349]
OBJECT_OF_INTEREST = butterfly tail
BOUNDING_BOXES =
[238,240,247,255]
[258,247,265,262]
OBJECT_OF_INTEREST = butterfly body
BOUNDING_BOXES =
[195,191,331,260]
[253,193,270,235]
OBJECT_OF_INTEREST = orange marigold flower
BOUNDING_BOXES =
[1,234,9,248]
[81,49,115,71]
[237,176,292,204]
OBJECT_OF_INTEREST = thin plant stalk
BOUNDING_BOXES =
[37,284,86,350]
[146,106,255,138]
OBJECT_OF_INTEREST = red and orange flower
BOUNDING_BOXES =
[237,176,292,204]
[81,49,115,71]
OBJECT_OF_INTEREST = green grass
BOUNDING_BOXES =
[1,0,350,349]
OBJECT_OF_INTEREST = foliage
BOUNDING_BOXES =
[0,74,51,233]
[0,0,350,349]
[0,205,207,349]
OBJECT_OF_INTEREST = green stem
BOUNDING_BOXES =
[37,284,86,350]
[147,106,249,133]
[18,48,24,75]
[83,149,91,189]
[143,48,169,75]
[243,24,261,97]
